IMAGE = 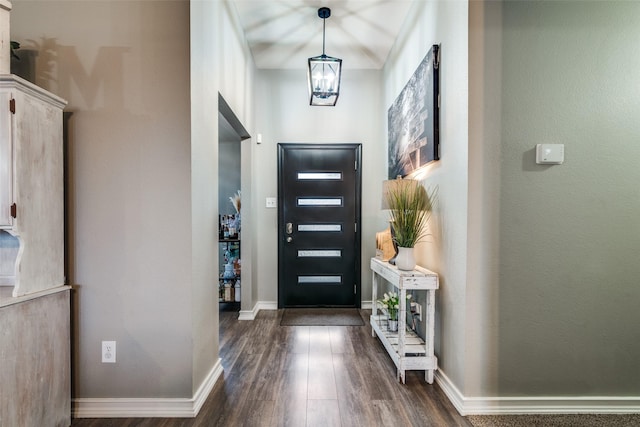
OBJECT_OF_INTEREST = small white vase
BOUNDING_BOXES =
[396,246,416,271]
[388,319,398,332]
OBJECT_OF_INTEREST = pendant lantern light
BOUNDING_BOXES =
[308,7,342,106]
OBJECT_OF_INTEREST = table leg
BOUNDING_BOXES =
[371,270,377,337]
[427,289,436,384]
[398,287,406,354]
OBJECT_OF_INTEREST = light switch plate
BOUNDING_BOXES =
[265,197,277,208]
[536,144,564,164]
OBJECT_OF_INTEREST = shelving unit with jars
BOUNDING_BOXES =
[218,214,240,303]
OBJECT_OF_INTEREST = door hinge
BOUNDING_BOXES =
[10,203,16,218]
[9,98,16,114]
[355,160,357,171]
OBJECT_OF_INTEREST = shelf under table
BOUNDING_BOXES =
[370,314,426,355]
[370,314,437,383]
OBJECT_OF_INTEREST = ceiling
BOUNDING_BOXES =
[231,0,414,70]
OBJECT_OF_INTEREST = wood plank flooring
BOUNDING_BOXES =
[71,309,471,427]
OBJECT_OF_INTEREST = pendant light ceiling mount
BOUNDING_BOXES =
[317,6,331,20]
[308,6,342,106]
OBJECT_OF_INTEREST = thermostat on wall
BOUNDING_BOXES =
[536,144,564,164]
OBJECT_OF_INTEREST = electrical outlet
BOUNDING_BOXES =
[102,341,116,363]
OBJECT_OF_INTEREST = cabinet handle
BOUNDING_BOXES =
[10,203,16,218]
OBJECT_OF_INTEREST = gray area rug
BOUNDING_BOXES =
[280,308,365,326]
[467,414,640,427]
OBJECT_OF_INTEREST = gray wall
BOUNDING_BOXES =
[190,0,257,391]
[13,0,257,403]
[389,0,640,401]
[469,0,640,398]
[12,0,194,398]
[468,0,503,397]
[383,0,470,393]
[495,1,640,396]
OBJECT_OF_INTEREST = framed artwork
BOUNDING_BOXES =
[388,44,440,178]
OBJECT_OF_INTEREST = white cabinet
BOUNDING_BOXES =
[0,89,13,227]
[370,257,439,384]
[0,75,66,296]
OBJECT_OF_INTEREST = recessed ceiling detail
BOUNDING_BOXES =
[231,1,414,70]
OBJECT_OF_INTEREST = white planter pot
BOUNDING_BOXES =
[388,319,398,332]
[396,246,416,271]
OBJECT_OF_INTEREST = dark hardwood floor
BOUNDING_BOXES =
[72,309,471,427]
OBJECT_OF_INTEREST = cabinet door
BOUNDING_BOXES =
[0,90,13,227]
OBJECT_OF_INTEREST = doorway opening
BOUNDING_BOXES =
[218,94,251,317]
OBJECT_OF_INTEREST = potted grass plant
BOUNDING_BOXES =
[384,178,434,270]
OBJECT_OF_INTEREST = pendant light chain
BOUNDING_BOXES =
[322,17,326,56]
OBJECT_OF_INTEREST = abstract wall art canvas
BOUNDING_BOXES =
[388,44,440,178]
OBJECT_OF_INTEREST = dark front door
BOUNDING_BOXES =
[278,143,362,308]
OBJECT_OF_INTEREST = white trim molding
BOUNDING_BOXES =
[361,300,373,310]
[238,300,277,320]
[73,358,223,418]
[238,309,256,321]
[239,300,370,320]
[436,370,640,415]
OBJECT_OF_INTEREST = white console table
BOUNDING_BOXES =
[370,257,439,384]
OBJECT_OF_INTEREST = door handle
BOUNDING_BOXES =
[286,236,293,243]
[286,222,293,234]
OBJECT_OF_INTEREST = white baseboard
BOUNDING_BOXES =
[238,300,277,320]
[239,300,370,320]
[258,301,278,310]
[435,370,640,415]
[192,359,223,415]
[435,369,467,414]
[73,358,223,418]
[238,306,258,320]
